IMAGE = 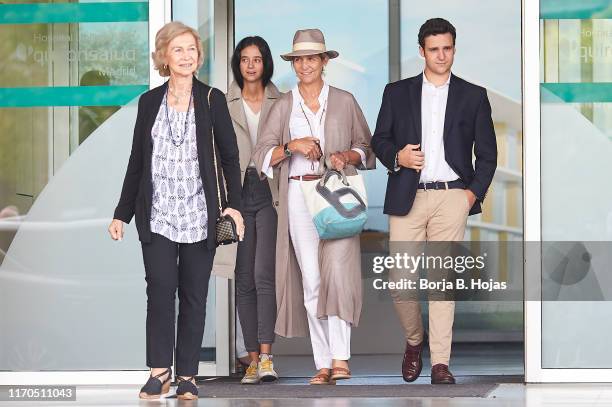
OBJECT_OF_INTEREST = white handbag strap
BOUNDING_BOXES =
[207,88,223,214]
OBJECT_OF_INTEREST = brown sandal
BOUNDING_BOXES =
[309,370,336,385]
[330,367,352,381]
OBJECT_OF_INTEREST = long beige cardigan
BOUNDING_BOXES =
[252,86,376,338]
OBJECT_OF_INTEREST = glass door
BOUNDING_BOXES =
[0,0,233,384]
[0,0,159,385]
[233,0,524,376]
[524,0,612,382]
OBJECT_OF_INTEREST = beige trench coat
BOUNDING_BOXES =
[211,81,281,279]
[252,86,376,337]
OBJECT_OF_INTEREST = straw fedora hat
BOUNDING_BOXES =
[280,28,339,61]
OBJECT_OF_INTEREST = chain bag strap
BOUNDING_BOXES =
[207,88,239,246]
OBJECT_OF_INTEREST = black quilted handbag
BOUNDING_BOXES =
[208,89,239,246]
[215,214,238,246]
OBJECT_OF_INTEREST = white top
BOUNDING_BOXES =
[150,93,208,243]
[262,82,365,178]
[419,71,459,183]
[242,99,260,167]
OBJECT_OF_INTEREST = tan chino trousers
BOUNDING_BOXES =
[389,188,469,366]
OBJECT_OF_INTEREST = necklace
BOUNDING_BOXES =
[168,84,192,104]
[164,87,193,147]
[299,98,327,170]
[298,83,323,110]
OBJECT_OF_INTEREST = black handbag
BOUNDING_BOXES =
[207,88,239,246]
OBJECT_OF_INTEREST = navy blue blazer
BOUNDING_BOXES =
[113,78,242,248]
[371,73,497,216]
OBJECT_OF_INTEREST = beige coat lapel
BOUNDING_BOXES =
[226,81,252,174]
[227,81,248,130]
[322,86,341,164]
[260,83,279,132]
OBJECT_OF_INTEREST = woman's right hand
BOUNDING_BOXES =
[108,219,124,241]
[289,137,322,161]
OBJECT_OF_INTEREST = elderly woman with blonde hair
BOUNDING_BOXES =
[108,21,244,400]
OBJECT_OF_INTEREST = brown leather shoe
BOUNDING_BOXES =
[431,363,456,384]
[401,341,423,382]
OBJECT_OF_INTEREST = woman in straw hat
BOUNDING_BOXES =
[252,28,375,385]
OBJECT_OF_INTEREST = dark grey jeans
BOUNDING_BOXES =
[235,167,277,352]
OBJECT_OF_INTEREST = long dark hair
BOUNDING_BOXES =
[231,36,274,89]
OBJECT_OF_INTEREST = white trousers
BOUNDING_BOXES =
[288,181,351,370]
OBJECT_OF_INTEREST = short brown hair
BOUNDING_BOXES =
[151,21,204,77]
[418,18,456,48]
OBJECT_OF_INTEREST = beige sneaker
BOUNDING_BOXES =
[258,354,278,382]
[241,361,260,384]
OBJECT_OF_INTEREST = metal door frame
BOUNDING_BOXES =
[523,0,612,383]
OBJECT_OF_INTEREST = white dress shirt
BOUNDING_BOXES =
[419,71,459,183]
[262,82,365,178]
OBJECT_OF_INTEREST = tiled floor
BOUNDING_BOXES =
[4,345,610,406]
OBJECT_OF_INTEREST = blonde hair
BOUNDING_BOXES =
[151,21,204,77]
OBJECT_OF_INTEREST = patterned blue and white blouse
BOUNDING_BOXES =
[150,93,208,243]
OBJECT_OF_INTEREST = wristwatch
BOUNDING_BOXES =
[283,142,292,158]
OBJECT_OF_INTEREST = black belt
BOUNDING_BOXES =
[418,180,465,190]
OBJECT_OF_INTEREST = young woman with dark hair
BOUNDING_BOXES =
[225,36,281,384]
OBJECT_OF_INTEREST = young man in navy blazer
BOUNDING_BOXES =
[372,18,497,384]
